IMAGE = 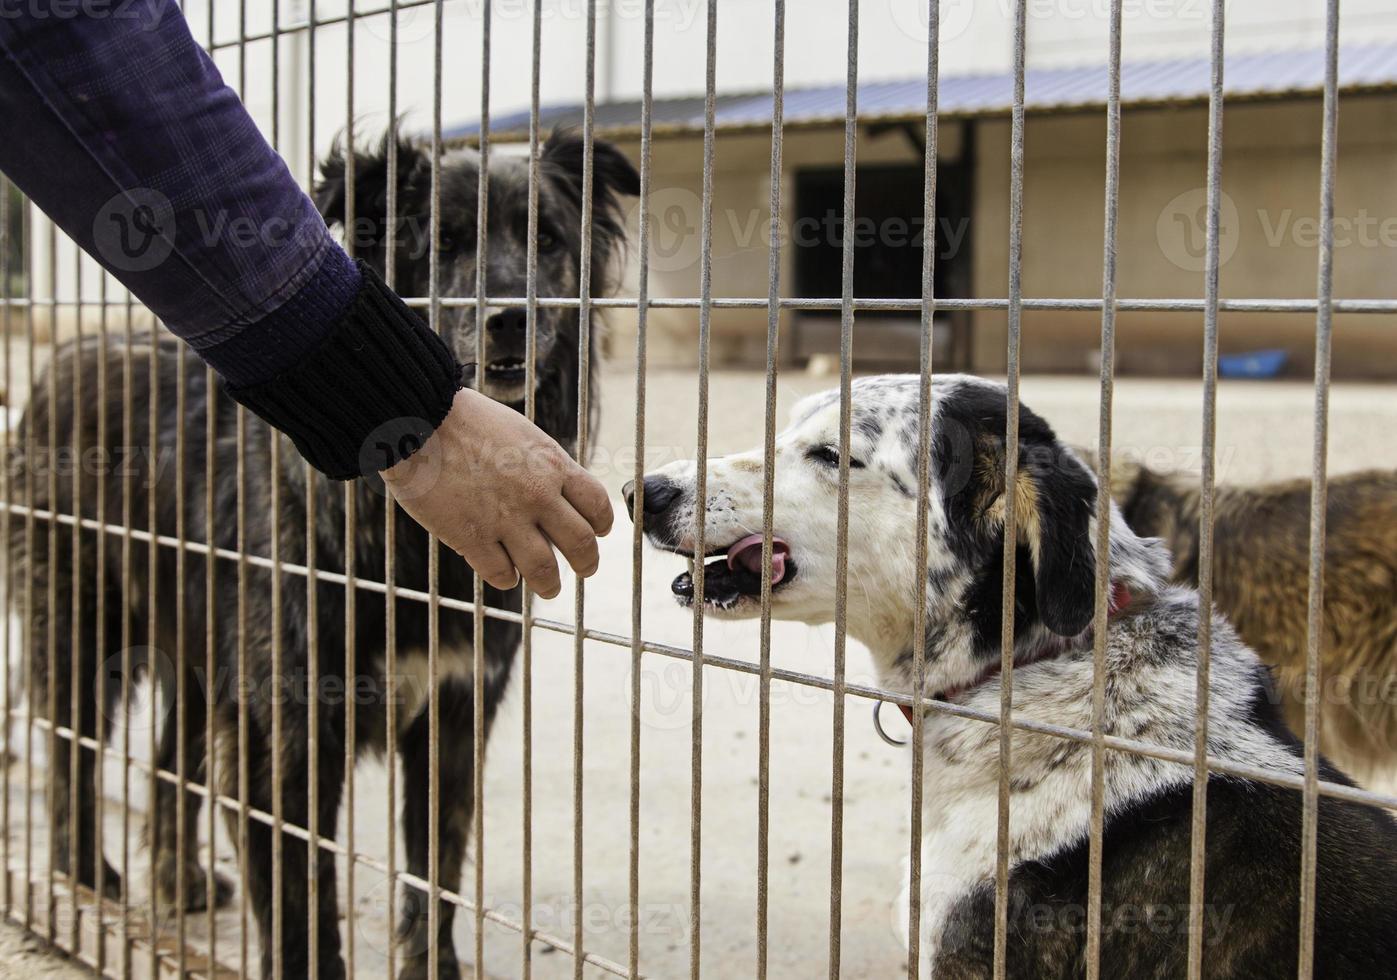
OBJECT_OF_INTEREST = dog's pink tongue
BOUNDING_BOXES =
[726,533,789,584]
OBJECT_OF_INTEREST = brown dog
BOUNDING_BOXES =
[1108,457,1397,787]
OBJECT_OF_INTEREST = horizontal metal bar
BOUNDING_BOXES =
[24,714,642,979]
[12,496,1397,817]
[6,296,1397,314]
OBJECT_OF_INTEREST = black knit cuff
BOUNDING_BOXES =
[225,260,462,480]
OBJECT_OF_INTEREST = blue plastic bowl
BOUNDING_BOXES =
[1218,349,1288,379]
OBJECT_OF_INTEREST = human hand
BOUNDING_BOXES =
[380,387,613,598]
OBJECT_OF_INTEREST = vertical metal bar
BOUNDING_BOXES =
[68,243,84,958]
[44,225,57,950]
[203,4,221,972]
[174,253,190,977]
[427,1,444,976]
[94,267,109,977]
[145,241,160,980]
[236,394,250,980]
[521,0,542,974]
[22,199,35,937]
[628,2,655,976]
[304,4,322,975]
[383,0,402,971]
[688,2,716,976]
[270,3,287,975]
[235,12,252,978]
[993,1,1028,975]
[473,3,492,974]
[341,2,358,975]
[573,3,598,978]
[1188,1,1226,975]
[1298,1,1340,974]
[829,0,858,974]
[756,0,785,975]
[0,176,11,926]
[1084,1,1124,974]
[906,1,939,974]
[119,259,134,980]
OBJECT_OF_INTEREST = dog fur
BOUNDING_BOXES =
[1107,459,1397,789]
[633,374,1397,978]
[10,128,637,979]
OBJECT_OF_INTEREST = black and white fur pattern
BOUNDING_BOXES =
[632,374,1397,978]
[11,128,638,980]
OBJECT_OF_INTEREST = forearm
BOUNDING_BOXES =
[0,0,460,477]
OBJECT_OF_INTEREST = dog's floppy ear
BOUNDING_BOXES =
[541,128,641,202]
[1020,439,1098,637]
[541,128,640,290]
[315,128,430,253]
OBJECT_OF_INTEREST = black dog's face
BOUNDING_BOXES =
[315,130,639,407]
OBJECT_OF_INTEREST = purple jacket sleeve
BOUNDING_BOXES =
[0,0,460,478]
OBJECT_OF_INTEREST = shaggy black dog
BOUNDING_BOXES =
[12,128,638,979]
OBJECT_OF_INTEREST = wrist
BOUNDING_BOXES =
[224,259,463,479]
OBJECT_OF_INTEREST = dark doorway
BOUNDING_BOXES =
[790,129,973,368]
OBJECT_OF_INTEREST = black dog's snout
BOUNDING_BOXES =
[622,476,681,520]
[485,307,528,334]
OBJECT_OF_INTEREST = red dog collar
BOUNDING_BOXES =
[892,581,1135,729]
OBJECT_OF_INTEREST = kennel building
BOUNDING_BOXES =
[2,0,1397,977]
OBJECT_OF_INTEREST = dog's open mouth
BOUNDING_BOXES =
[671,533,795,610]
[485,357,528,383]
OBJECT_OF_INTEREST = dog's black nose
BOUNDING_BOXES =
[622,476,681,520]
[485,307,527,334]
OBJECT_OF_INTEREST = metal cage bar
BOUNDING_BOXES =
[905,0,940,974]
[0,1,1390,977]
[688,3,717,977]
[1084,0,1124,974]
[1187,0,1228,975]
[628,2,656,979]
[1298,2,1342,975]
[756,2,785,978]
[993,1,1029,974]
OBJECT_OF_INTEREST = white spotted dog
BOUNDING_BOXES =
[624,374,1397,979]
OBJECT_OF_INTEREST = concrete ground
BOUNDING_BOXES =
[3,366,1396,978]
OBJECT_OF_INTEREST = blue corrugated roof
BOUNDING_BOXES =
[446,39,1397,140]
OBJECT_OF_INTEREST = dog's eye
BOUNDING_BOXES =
[806,445,865,470]
[537,229,558,251]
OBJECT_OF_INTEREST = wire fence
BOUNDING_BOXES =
[1,0,1394,978]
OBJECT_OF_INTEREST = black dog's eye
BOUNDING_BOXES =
[807,445,865,470]
[537,229,558,251]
